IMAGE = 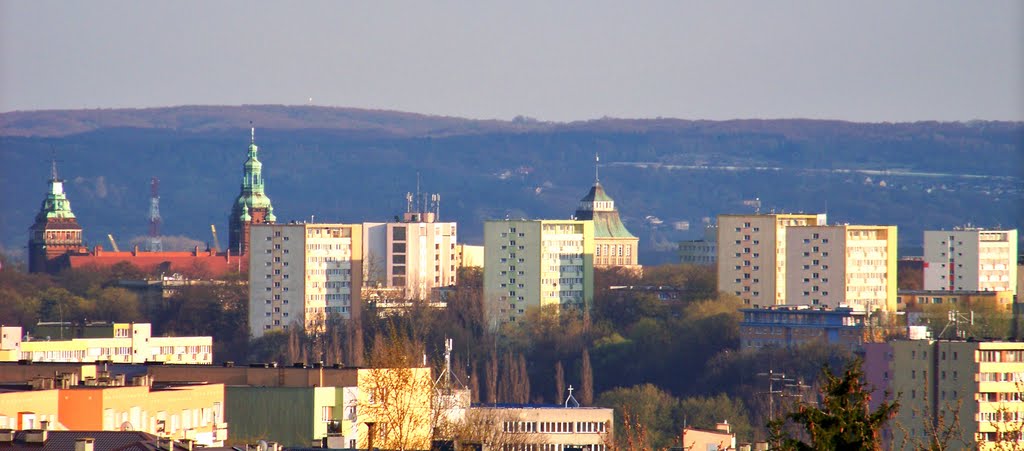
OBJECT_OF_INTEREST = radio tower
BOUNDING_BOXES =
[148,177,163,252]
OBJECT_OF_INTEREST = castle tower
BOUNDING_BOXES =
[228,128,276,256]
[574,155,640,270]
[29,161,84,273]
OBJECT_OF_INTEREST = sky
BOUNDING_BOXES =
[1,1,1022,122]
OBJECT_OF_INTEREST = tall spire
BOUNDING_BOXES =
[595,153,600,183]
[251,122,255,145]
[51,157,59,181]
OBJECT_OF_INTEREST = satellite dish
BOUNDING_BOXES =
[120,421,133,431]
[258,440,269,451]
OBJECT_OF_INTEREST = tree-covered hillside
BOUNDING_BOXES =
[1,106,1021,264]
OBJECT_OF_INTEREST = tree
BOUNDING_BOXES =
[555,361,566,403]
[357,328,435,451]
[597,384,679,449]
[768,359,898,451]
[581,348,594,406]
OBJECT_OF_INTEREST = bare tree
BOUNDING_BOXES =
[356,330,435,451]
[486,353,498,404]
[447,408,547,450]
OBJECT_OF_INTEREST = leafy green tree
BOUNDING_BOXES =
[768,359,897,451]
[597,384,679,449]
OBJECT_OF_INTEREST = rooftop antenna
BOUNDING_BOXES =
[405,192,414,213]
[433,338,465,395]
[416,172,422,212]
[433,193,441,220]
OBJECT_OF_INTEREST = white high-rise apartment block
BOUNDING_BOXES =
[923,228,1018,295]
[717,213,827,307]
[249,223,363,338]
[363,211,458,301]
[785,225,898,312]
[483,220,594,329]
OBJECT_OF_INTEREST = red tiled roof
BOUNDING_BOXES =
[68,248,248,277]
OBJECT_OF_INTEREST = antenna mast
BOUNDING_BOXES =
[595,153,600,182]
[148,177,162,252]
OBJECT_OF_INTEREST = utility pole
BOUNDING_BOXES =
[757,369,793,422]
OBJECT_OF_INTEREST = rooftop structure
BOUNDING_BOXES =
[228,128,276,256]
[574,158,639,271]
[28,161,85,274]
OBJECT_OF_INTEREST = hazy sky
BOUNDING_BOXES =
[1,1,1021,122]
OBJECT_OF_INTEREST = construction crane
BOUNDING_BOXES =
[210,224,221,253]
[107,234,120,252]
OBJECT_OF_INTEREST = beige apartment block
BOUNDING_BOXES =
[484,220,594,329]
[890,340,1024,450]
[924,229,1018,296]
[785,225,897,312]
[249,223,363,337]
[363,211,458,301]
[717,213,827,307]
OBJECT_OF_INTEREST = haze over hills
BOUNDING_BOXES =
[1,105,1021,265]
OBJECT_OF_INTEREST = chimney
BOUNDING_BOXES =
[716,420,731,433]
[0,430,13,443]
[180,439,194,451]
[157,438,174,451]
[75,438,95,451]
[24,429,48,443]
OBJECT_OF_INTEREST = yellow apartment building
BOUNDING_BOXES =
[483,220,594,329]
[1,324,212,364]
[354,367,433,451]
[248,223,364,337]
[717,213,827,307]
[784,225,898,312]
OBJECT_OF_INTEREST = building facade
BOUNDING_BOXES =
[228,129,277,256]
[363,211,458,301]
[717,213,827,307]
[573,182,639,271]
[888,340,1024,450]
[0,376,227,446]
[483,220,594,329]
[897,289,1015,311]
[248,223,363,337]
[923,229,1018,296]
[467,405,613,451]
[784,225,898,312]
[679,225,717,265]
[1,324,212,365]
[28,162,85,274]
[739,306,867,350]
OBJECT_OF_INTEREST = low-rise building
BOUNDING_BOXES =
[681,422,737,451]
[896,289,1015,311]
[739,306,867,350]
[0,373,227,446]
[679,225,717,265]
[1,324,212,365]
[467,403,613,451]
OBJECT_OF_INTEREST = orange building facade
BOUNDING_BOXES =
[0,383,226,446]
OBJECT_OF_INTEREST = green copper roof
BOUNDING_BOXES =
[591,211,637,238]
[578,183,614,203]
[574,182,636,238]
[37,178,76,220]
[233,129,274,215]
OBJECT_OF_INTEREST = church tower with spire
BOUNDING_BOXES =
[29,161,84,273]
[228,127,276,256]
[574,154,640,270]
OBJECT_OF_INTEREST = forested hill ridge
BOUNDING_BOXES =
[1,105,1021,264]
